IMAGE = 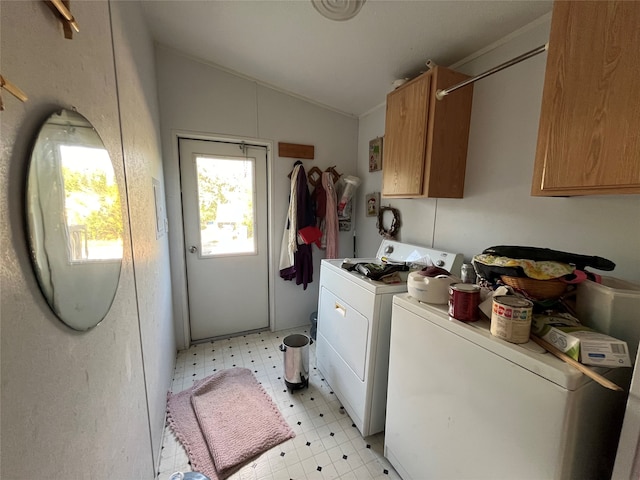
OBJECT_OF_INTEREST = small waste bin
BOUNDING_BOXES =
[279,333,313,391]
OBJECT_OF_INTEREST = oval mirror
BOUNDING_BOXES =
[26,109,124,331]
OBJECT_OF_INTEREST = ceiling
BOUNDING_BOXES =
[140,0,552,117]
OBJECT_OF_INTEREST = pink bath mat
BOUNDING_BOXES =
[166,368,295,479]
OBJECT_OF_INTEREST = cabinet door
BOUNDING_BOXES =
[382,74,431,196]
[532,1,640,196]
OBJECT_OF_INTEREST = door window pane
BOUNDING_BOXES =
[195,155,256,256]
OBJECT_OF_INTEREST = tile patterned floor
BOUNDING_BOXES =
[157,327,401,480]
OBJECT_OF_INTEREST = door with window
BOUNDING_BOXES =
[179,138,269,341]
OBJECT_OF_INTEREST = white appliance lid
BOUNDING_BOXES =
[393,293,600,391]
[320,240,464,294]
[321,258,411,294]
[375,239,464,276]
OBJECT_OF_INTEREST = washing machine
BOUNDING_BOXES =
[385,293,630,480]
[316,240,463,437]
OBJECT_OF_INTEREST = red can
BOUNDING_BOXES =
[448,283,481,322]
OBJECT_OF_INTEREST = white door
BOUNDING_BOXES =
[179,138,269,341]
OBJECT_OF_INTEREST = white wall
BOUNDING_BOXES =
[110,1,176,467]
[356,111,439,258]
[155,46,358,347]
[356,17,640,284]
[356,14,640,480]
[0,1,172,478]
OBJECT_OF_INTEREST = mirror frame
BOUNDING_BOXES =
[25,108,124,331]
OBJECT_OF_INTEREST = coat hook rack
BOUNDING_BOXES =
[325,166,341,184]
[45,0,79,39]
[307,166,323,187]
[287,160,303,179]
[287,163,343,187]
[0,75,28,111]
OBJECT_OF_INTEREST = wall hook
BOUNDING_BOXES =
[325,166,342,184]
[307,166,323,187]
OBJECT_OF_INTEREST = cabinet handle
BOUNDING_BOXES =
[335,302,346,317]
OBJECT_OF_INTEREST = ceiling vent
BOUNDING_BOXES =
[311,0,366,21]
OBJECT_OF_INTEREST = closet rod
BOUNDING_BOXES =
[436,43,548,100]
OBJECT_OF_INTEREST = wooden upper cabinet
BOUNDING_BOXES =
[382,66,474,198]
[532,1,640,196]
[383,72,431,197]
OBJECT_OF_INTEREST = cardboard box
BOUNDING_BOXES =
[531,313,631,368]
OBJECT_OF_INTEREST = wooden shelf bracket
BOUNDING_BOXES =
[45,0,80,39]
[0,75,28,111]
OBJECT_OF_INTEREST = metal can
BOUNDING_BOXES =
[448,283,481,322]
[490,295,534,344]
[461,263,476,284]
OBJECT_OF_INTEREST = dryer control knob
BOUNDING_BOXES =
[385,245,394,254]
[435,260,445,267]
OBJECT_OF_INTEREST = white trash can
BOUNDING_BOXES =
[279,334,312,391]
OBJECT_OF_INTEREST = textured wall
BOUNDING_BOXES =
[355,16,640,478]
[155,46,358,347]
[256,85,359,333]
[356,18,640,284]
[1,1,170,478]
[110,1,176,469]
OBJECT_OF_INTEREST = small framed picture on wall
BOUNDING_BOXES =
[369,137,383,172]
[366,192,380,217]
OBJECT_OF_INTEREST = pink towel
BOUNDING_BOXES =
[322,172,338,259]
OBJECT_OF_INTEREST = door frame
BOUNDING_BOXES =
[168,130,275,349]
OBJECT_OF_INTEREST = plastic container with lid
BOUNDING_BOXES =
[576,276,640,361]
[408,271,457,304]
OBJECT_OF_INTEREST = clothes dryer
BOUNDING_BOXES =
[316,241,463,436]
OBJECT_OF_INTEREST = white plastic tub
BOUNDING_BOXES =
[576,277,640,361]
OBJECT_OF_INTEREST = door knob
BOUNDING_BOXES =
[189,246,198,254]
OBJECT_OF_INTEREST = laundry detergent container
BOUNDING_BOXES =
[280,334,312,391]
